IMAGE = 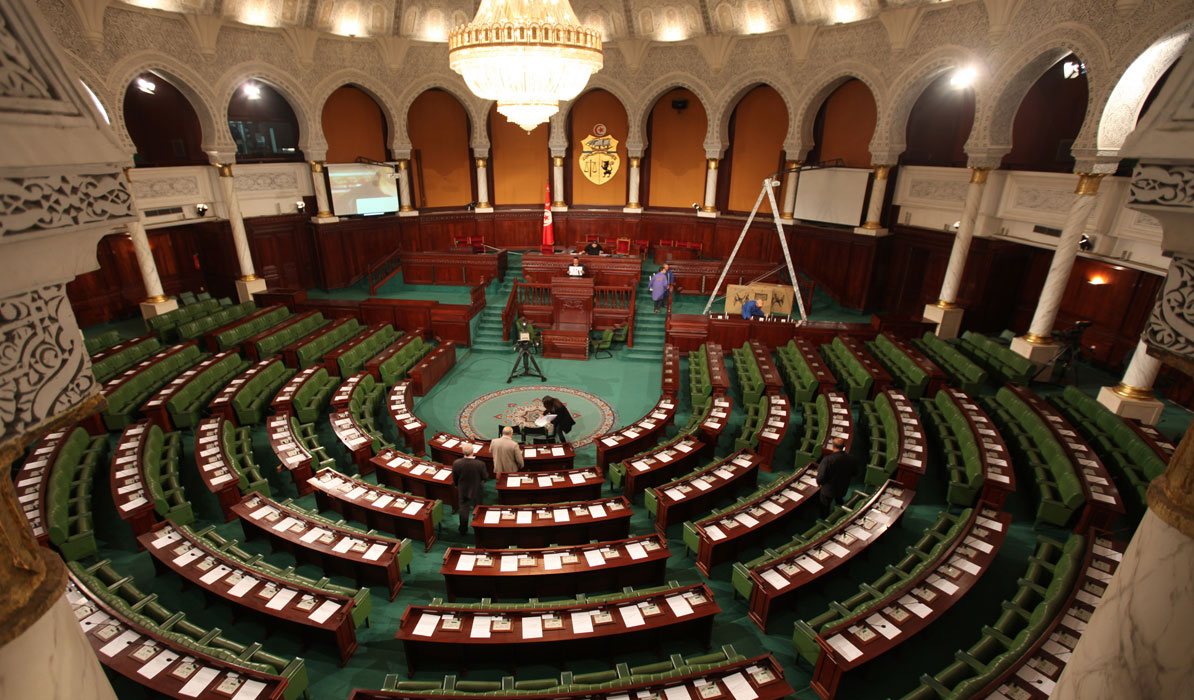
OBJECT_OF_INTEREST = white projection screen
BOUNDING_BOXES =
[327,163,400,216]
[792,167,871,227]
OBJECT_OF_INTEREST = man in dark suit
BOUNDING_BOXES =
[816,437,857,518]
[452,445,488,535]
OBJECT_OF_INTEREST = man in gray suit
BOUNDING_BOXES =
[491,426,525,474]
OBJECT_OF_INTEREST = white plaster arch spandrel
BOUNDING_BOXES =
[629,72,717,156]
[711,73,798,159]
[215,62,322,161]
[309,69,402,159]
[104,50,232,158]
[64,54,135,156]
[875,44,981,163]
[972,22,1110,157]
[392,73,489,155]
[789,63,886,162]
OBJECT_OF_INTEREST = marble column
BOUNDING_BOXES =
[1097,339,1165,424]
[923,167,990,339]
[624,156,643,213]
[855,165,891,234]
[475,158,492,213]
[698,158,719,218]
[396,160,416,216]
[0,594,119,700]
[217,164,267,302]
[780,160,800,220]
[309,160,335,222]
[1011,173,1104,372]
[128,218,178,320]
[551,156,567,211]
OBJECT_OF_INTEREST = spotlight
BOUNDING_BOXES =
[195,203,208,216]
[136,77,156,94]
[1062,60,1086,80]
[1079,234,1094,252]
[949,67,977,89]
[295,200,305,212]
[692,203,701,210]
[242,83,262,100]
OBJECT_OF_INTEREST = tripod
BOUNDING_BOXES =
[507,340,546,383]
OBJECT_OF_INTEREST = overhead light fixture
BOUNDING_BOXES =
[195,203,208,216]
[295,200,306,212]
[1088,274,1108,285]
[949,67,977,89]
[1079,234,1094,252]
[449,0,603,132]
[136,77,156,94]
[242,83,262,100]
[1062,60,1086,79]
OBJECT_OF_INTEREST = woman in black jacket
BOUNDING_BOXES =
[541,395,575,445]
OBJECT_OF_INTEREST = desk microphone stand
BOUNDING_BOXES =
[508,339,546,383]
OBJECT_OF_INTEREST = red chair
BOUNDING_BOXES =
[585,234,600,243]
[658,239,673,247]
[635,239,649,251]
[615,238,632,255]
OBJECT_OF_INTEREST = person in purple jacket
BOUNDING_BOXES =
[648,266,671,313]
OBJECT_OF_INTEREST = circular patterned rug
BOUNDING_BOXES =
[458,385,616,448]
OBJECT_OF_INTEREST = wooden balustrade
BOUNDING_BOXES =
[367,249,403,296]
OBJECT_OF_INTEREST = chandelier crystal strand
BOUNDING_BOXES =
[449,0,604,132]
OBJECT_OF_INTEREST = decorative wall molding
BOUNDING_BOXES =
[1130,164,1194,209]
[130,174,200,200]
[1145,253,1194,358]
[234,170,299,193]
[0,170,133,236]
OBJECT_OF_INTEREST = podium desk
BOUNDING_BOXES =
[372,449,457,510]
[309,468,439,550]
[522,253,641,286]
[139,522,359,665]
[472,496,632,548]
[395,583,718,676]
[233,495,404,600]
[542,328,590,360]
[440,533,669,601]
[496,467,604,505]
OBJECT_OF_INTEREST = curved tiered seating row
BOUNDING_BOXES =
[595,395,678,468]
[431,431,576,476]
[309,468,443,550]
[371,334,433,387]
[31,426,107,559]
[611,434,706,498]
[332,405,387,469]
[387,380,428,455]
[409,340,457,396]
[326,323,400,377]
[356,650,792,700]
[497,467,605,505]
[866,334,933,400]
[440,533,670,601]
[147,297,221,342]
[194,416,271,520]
[821,337,888,401]
[265,412,335,495]
[99,342,206,430]
[697,395,734,448]
[913,331,987,395]
[958,331,1035,385]
[176,300,255,342]
[140,521,365,665]
[796,506,1011,699]
[111,422,191,535]
[67,560,309,700]
[84,328,121,355]
[232,494,410,600]
[208,355,295,425]
[1051,385,1170,513]
[732,342,765,407]
[372,448,460,509]
[208,304,290,352]
[283,316,362,369]
[778,338,836,400]
[861,390,927,488]
[472,497,633,548]
[920,389,1016,508]
[90,334,160,383]
[684,465,819,577]
[142,349,249,430]
[395,582,720,676]
[736,481,915,631]
[247,310,327,361]
[646,449,763,531]
[272,365,338,423]
[796,392,854,466]
[734,394,790,467]
[661,343,680,397]
[895,532,1124,700]
[689,345,712,407]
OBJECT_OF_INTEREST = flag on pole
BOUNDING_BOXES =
[542,182,554,252]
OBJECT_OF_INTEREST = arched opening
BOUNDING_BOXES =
[489,104,550,205]
[645,87,708,209]
[805,79,876,167]
[567,89,629,207]
[901,72,976,168]
[123,72,207,167]
[1001,54,1088,172]
[227,80,303,163]
[321,85,390,163]
[407,88,472,208]
[724,84,787,213]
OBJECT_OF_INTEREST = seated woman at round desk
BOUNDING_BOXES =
[567,257,586,277]
[742,299,766,319]
[584,240,605,255]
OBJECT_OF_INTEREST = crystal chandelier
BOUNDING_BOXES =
[449,0,604,132]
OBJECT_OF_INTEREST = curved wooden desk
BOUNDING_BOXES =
[471,496,633,548]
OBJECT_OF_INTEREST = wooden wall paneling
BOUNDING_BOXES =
[66,233,138,327]
[193,221,242,301]
[430,305,472,345]
[360,299,436,334]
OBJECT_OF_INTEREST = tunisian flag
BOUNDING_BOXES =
[542,182,554,252]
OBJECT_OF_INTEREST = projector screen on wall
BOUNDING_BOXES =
[327,163,400,216]
[792,167,871,227]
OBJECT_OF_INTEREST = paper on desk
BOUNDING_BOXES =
[483,510,501,524]
[433,469,452,481]
[79,610,112,632]
[99,629,141,657]
[618,605,645,628]
[722,672,759,700]
[976,516,1004,531]
[826,635,863,663]
[309,600,340,624]
[898,595,932,618]
[1015,665,1057,695]
[524,448,536,458]
[136,649,179,679]
[516,510,533,524]
[374,495,394,509]
[584,549,605,567]
[178,667,220,697]
[249,506,274,520]
[554,509,570,523]
[228,576,258,598]
[501,556,518,572]
[120,496,148,512]
[173,548,204,567]
[665,685,693,700]
[363,543,388,561]
[664,488,685,501]
[665,595,693,617]
[657,452,673,463]
[952,557,981,576]
[848,525,872,542]
[344,486,368,500]
[570,611,594,634]
[569,472,586,484]
[271,517,299,533]
[795,556,823,574]
[705,525,726,541]
[522,615,543,639]
[471,616,492,639]
[928,575,959,595]
[734,513,759,528]
[300,527,327,544]
[402,501,424,515]
[866,613,900,639]
[231,679,268,700]
[332,538,355,554]
[507,477,521,488]
[265,588,298,611]
[761,569,788,590]
[714,468,735,480]
[151,531,181,549]
[626,542,648,560]
[589,505,607,519]
[761,500,785,515]
[200,565,232,585]
[631,460,649,472]
[1042,638,1072,661]
[412,613,440,637]
[691,480,711,492]
[543,553,563,570]
[456,554,476,572]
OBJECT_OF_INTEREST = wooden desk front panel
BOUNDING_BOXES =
[471,497,632,548]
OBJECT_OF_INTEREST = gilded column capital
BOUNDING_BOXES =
[629,157,641,168]
[707,159,719,170]
[873,165,892,180]
[309,161,324,173]
[396,160,409,171]
[1075,172,1106,195]
[475,158,488,168]
[968,167,992,184]
[217,163,234,178]
[552,156,565,167]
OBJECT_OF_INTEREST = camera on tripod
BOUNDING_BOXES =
[1052,320,1092,345]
